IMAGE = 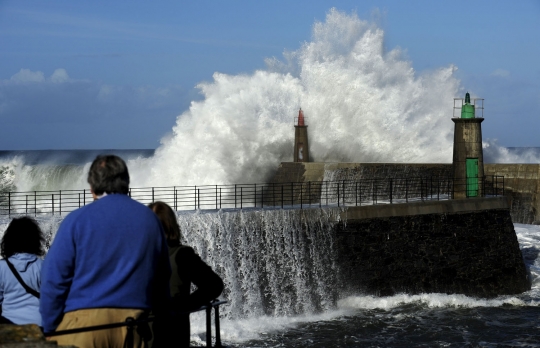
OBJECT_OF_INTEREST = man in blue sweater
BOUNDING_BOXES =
[40,155,171,348]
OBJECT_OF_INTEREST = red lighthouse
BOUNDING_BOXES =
[294,108,309,162]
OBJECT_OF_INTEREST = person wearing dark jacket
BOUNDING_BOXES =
[149,201,224,347]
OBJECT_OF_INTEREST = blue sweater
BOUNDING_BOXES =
[0,253,43,325]
[40,194,171,333]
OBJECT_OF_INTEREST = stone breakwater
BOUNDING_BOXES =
[335,204,530,298]
[271,162,540,224]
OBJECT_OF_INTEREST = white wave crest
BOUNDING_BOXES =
[134,9,460,187]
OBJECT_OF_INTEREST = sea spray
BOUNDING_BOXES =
[140,9,461,187]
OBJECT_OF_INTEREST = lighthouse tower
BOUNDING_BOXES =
[452,92,485,198]
[294,108,309,162]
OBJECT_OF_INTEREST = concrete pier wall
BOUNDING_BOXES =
[271,162,540,224]
[334,197,530,297]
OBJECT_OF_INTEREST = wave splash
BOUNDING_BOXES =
[137,9,461,187]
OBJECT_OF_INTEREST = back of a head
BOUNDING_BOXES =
[87,155,130,195]
[1,216,45,259]
[148,201,181,242]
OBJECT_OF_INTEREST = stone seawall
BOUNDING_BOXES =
[484,164,540,224]
[271,162,540,224]
[335,197,530,298]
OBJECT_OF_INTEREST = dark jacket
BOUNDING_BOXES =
[169,242,224,313]
[153,241,224,347]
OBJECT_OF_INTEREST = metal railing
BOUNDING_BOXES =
[0,176,504,216]
[44,300,227,348]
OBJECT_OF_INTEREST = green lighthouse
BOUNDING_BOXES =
[452,93,485,199]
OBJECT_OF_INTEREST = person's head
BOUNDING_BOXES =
[1,217,45,259]
[87,155,130,196]
[148,201,181,242]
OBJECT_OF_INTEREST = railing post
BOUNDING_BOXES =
[59,190,62,215]
[430,176,433,200]
[405,178,408,203]
[241,187,243,209]
[355,181,358,206]
[359,180,362,206]
[78,193,81,208]
[206,306,212,348]
[174,187,177,211]
[254,184,256,208]
[214,305,222,347]
[291,182,293,206]
[219,188,222,209]
[194,186,197,210]
[318,182,322,208]
[342,180,345,206]
[152,187,154,203]
[272,183,275,207]
[52,194,54,215]
[323,181,328,206]
[374,180,377,204]
[198,189,200,210]
[8,192,11,217]
[26,195,28,214]
[337,182,340,207]
[216,185,218,210]
[235,185,237,209]
[389,178,393,204]
[372,181,375,205]
[437,176,440,200]
[308,181,311,206]
[300,183,303,209]
[34,191,37,216]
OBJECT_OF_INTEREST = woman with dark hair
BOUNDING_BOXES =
[148,201,224,347]
[0,216,44,325]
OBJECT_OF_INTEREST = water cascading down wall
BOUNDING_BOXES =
[176,200,529,323]
[177,208,343,319]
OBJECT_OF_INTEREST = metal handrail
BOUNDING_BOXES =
[44,300,227,348]
[0,176,504,216]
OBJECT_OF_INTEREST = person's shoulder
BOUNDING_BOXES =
[106,194,154,213]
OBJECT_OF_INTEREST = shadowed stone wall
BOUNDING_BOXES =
[334,198,530,298]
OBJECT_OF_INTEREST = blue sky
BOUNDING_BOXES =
[0,0,539,150]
